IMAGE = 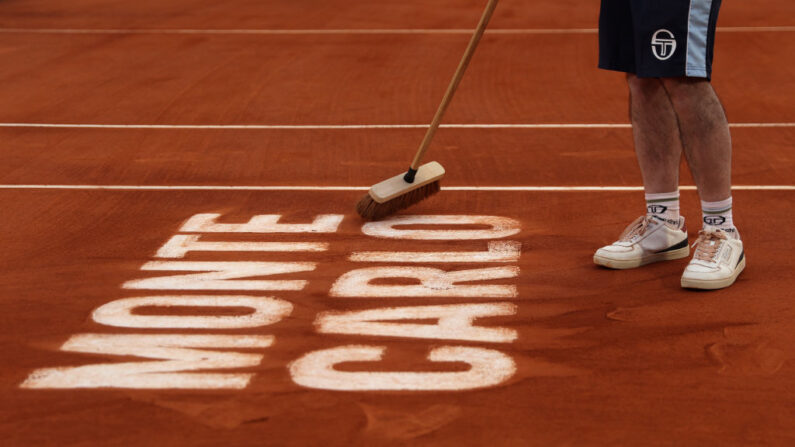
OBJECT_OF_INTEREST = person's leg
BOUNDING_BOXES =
[661,77,738,236]
[627,74,683,196]
[593,0,690,270]
[660,78,732,203]
[661,77,745,289]
[628,74,684,224]
[593,74,690,270]
[628,0,729,204]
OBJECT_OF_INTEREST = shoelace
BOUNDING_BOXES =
[618,215,654,242]
[692,229,727,262]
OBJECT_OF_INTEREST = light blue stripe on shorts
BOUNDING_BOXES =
[686,0,714,78]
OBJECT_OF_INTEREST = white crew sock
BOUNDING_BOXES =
[702,197,740,239]
[645,191,680,224]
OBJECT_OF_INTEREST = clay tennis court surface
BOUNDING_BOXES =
[1,1,794,445]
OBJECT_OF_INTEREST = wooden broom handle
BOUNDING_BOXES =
[409,0,499,171]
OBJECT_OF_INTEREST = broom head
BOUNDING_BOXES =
[356,161,445,221]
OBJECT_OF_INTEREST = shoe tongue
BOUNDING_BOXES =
[707,230,727,241]
[695,235,722,261]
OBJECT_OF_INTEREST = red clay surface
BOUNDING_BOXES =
[1,127,793,187]
[0,32,793,125]
[1,1,794,446]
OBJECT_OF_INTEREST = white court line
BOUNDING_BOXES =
[1,123,793,130]
[0,27,793,35]
[0,185,792,191]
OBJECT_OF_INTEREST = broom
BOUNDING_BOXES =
[356,0,500,220]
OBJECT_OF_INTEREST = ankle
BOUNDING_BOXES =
[645,190,680,222]
[701,197,738,238]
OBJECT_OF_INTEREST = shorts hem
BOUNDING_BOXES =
[685,67,710,79]
[598,63,636,75]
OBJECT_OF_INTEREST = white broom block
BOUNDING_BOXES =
[369,161,446,203]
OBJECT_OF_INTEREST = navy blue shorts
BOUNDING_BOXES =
[598,0,722,79]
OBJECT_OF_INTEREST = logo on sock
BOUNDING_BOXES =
[647,204,668,214]
[704,216,726,226]
[651,29,677,61]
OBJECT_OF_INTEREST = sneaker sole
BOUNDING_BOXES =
[593,245,690,270]
[680,257,746,290]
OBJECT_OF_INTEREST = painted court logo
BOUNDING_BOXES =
[651,29,677,61]
[19,213,534,392]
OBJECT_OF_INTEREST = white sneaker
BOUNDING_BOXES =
[594,215,689,269]
[681,227,745,290]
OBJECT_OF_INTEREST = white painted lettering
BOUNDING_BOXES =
[20,334,273,389]
[330,266,519,298]
[181,214,343,233]
[289,345,516,391]
[92,295,293,329]
[349,241,521,263]
[156,235,327,258]
[316,303,517,343]
[361,215,521,240]
[122,261,315,291]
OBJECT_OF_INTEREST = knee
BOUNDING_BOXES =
[661,77,727,124]
[660,77,709,103]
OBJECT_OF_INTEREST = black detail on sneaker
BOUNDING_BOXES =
[655,238,688,254]
[704,215,726,226]
[735,250,744,267]
[647,204,668,214]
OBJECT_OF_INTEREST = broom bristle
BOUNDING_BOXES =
[356,181,441,221]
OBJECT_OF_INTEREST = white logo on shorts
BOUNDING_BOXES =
[651,29,677,61]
